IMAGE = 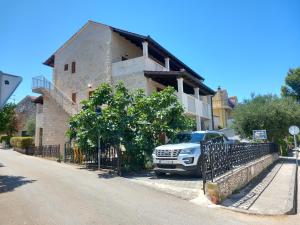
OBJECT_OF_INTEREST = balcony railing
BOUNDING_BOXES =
[112,56,167,77]
[32,76,79,115]
[179,92,210,118]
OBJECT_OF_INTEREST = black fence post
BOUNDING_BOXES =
[210,145,214,183]
[200,141,206,194]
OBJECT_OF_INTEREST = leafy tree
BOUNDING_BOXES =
[232,94,300,144]
[68,82,194,171]
[0,103,17,138]
[281,67,300,100]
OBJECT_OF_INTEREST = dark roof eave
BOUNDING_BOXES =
[34,95,43,104]
[43,22,207,80]
[144,71,215,95]
[43,55,55,67]
[146,36,204,81]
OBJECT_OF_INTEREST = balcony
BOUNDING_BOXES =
[179,92,210,119]
[112,56,167,77]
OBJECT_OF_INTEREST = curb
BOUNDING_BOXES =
[218,155,298,216]
[285,155,298,215]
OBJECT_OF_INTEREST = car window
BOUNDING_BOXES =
[170,132,205,144]
[205,133,224,143]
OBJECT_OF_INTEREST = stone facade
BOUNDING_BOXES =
[35,95,69,153]
[15,96,36,136]
[33,21,215,152]
[53,22,112,104]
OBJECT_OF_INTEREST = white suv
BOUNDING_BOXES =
[152,131,229,176]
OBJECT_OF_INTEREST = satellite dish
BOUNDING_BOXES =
[289,125,300,136]
[0,71,22,108]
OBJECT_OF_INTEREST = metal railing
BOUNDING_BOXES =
[33,145,61,158]
[200,142,279,182]
[32,76,79,115]
[64,142,119,169]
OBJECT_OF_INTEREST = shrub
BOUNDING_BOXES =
[10,137,34,149]
[0,135,10,144]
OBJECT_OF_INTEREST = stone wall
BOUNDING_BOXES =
[40,95,69,153]
[53,22,112,105]
[205,153,279,204]
[15,96,36,136]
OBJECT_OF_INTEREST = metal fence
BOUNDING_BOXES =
[64,142,119,170]
[200,142,279,183]
[33,145,61,158]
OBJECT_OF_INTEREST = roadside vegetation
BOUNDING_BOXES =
[233,67,300,155]
[0,103,17,146]
[67,82,194,171]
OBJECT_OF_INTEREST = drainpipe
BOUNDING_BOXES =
[210,96,214,130]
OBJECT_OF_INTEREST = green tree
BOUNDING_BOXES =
[67,82,194,171]
[281,67,300,100]
[232,94,300,144]
[0,103,17,138]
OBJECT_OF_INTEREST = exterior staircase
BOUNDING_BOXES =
[32,76,79,115]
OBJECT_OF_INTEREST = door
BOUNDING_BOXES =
[72,93,77,103]
[39,128,43,146]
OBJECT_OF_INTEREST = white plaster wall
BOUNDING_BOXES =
[112,72,147,91]
[112,56,146,77]
[111,32,142,63]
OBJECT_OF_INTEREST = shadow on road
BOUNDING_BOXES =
[124,171,202,182]
[0,175,36,193]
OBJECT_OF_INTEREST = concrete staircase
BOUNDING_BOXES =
[32,76,79,115]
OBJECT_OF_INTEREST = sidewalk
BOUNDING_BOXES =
[222,152,298,215]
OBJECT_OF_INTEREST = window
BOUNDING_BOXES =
[64,64,68,71]
[71,61,76,73]
[4,80,9,85]
[88,91,94,99]
[72,93,77,103]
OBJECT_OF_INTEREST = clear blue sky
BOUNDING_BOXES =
[1,0,299,103]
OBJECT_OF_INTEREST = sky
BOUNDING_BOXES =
[1,0,299,103]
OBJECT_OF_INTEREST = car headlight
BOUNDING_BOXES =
[179,148,196,155]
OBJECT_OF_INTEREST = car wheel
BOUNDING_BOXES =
[194,161,202,178]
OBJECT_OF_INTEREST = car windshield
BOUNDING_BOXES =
[170,133,205,144]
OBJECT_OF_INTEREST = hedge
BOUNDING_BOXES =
[10,137,34,149]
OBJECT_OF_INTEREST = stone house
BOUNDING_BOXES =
[32,20,215,152]
[15,95,37,136]
[212,87,238,129]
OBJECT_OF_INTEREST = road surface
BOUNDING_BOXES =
[0,149,299,225]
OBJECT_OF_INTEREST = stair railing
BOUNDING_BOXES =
[32,76,79,115]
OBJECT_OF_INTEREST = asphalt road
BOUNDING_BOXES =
[0,149,299,225]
